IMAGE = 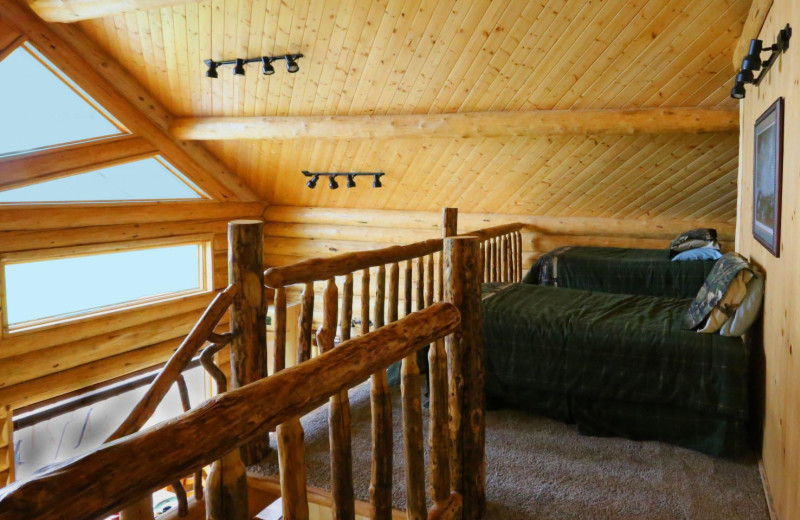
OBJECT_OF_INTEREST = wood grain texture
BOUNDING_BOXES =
[732,0,774,68]
[0,135,156,191]
[734,2,797,518]
[72,0,747,219]
[228,220,269,464]
[171,107,739,140]
[26,0,203,22]
[317,278,355,520]
[0,303,460,520]
[443,237,486,519]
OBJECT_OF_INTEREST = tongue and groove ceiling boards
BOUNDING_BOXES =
[70,0,747,220]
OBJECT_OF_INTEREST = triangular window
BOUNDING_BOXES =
[0,156,207,202]
[0,43,125,157]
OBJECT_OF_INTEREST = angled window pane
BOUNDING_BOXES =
[0,156,206,202]
[0,44,123,157]
[4,244,204,325]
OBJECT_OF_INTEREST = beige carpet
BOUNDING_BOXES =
[253,380,768,519]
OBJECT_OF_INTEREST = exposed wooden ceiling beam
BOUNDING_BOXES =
[0,1,258,202]
[170,107,739,141]
[25,0,200,22]
[732,0,774,68]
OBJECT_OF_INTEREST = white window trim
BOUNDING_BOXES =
[0,235,214,336]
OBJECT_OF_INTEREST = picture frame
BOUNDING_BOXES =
[752,97,784,257]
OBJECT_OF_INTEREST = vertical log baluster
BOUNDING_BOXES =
[388,263,400,323]
[201,350,248,520]
[340,273,353,342]
[299,281,314,363]
[504,234,512,282]
[445,237,486,519]
[426,254,435,308]
[484,240,492,283]
[274,288,287,373]
[278,281,313,520]
[492,237,499,283]
[500,235,508,282]
[172,376,192,517]
[402,258,427,520]
[516,230,523,282]
[318,279,355,520]
[367,267,392,520]
[509,231,517,282]
[404,259,413,317]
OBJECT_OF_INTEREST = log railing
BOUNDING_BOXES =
[262,209,521,520]
[470,223,524,284]
[0,210,521,520]
[0,303,461,520]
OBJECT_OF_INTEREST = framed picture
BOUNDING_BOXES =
[752,97,784,257]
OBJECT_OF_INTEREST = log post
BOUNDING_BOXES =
[516,231,523,282]
[228,220,269,464]
[318,279,355,520]
[444,237,486,519]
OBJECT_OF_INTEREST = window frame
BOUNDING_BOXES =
[0,235,214,336]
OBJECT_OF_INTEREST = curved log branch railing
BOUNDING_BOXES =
[0,303,461,520]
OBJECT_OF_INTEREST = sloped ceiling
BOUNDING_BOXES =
[77,0,748,220]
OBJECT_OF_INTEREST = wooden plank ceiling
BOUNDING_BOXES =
[76,0,748,221]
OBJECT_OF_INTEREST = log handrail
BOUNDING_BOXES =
[264,238,444,288]
[463,222,523,241]
[0,303,461,520]
[263,222,524,289]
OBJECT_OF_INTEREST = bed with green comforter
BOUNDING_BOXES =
[522,246,716,298]
[482,282,750,456]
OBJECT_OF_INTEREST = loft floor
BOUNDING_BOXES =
[252,380,768,519]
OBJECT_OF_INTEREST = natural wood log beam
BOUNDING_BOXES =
[0,201,265,231]
[0,1,257,201]
[171,107,739,141]
[0,303,461,520]
[25,0,201,22]
[732,0,774,68]
[0,135,155,191]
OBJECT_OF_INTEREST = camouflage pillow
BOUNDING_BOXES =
[669,228,718,257]
[687,252,753,330]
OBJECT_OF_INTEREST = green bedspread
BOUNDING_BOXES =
[482,283,750,456]
[522,246,716,299]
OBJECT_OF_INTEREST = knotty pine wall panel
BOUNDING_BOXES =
[735,1,800,517]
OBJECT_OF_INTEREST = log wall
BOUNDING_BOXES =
[0,201,265,411]
[735,1,798,518]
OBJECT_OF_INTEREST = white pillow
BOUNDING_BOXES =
[720,269,765,337]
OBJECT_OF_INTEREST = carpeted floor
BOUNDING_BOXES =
[253,380,769,519]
